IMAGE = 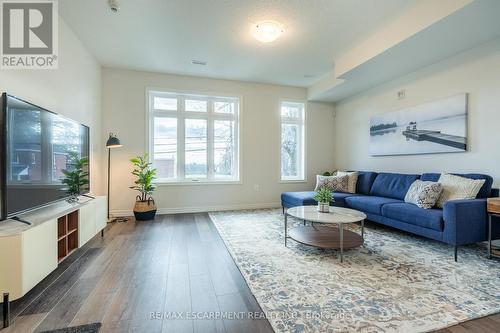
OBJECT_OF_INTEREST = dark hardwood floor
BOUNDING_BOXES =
[1,213,499,332]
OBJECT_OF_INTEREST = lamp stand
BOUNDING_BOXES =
[107,147,111,220]
[107,147,127,223]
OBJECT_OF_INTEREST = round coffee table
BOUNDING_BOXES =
[284,206,367,262]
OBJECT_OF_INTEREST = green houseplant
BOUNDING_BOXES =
[313,188,334,213]
[129,153,157,220]
[61,152,89,202]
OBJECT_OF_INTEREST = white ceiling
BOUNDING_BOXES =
[59,0,414,87]
[308,0,500,101]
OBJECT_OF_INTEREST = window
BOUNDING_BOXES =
[148,91,240,183]
[280,101,305,181]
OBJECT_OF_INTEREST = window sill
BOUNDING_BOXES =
[279,179,308,184]
[154,180,242,186]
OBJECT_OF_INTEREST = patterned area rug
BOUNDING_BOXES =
[209,209,500,333]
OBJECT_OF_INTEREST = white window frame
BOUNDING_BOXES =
[280,100,306,182]
[147,89,241,185]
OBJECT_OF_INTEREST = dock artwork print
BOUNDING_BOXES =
[370,94,468,156]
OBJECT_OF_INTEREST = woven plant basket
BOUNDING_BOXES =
[133,197,157,221]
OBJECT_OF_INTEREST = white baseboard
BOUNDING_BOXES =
[110,202,282,217]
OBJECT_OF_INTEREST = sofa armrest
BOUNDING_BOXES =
[442,199,487,245]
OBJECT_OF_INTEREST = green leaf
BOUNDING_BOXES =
[129,153,156,199]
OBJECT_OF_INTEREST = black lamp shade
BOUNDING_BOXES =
[106,135,122,148]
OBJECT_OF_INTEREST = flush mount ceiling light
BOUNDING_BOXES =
[251,21,285,43]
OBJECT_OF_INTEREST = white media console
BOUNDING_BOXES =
[0,196,106,301]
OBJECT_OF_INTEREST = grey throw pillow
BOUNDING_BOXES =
[315,174,349,192]
[404,180,443,209]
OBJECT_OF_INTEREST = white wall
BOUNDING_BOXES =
[334,38,500,187]
[0,18,103,194]
[102,68,335,215]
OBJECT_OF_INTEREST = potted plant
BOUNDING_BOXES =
[61,152,89,203]
[313,188,334,213]
[129,153,157,221]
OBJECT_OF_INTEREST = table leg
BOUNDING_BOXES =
[285,213,288,247]
[361,219,364,239]
[488,214,492,260]
[340,223,344,263]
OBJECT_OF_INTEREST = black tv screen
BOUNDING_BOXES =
[1,93,90,220]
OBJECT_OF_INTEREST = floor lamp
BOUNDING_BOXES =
[106,133,126,222]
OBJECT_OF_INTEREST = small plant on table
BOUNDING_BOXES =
[314,188,334,213]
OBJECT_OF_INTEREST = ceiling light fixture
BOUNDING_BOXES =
[251,21,284,43]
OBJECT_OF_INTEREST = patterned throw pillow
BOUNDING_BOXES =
[435,174,485,208]
[314,174,349,192]
[335,171,359,193]
[404,180,443,209]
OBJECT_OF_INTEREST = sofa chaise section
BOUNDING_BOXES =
[281,191,358,212]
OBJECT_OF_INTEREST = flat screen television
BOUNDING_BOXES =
[0,93,90,221]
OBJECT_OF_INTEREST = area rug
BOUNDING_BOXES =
[209,209,500,333]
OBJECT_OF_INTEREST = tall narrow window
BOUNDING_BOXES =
[280,101,305,181]
[149,91,240,183]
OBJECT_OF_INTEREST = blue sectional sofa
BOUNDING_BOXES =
[281,171,500,261]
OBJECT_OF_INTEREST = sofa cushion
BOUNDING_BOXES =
[370,173,420,200]
[381,203,444,231]
[281,191,317,207]
[355,171,378,195]
[421,173,493,199]
[344,196,401,215]
[332,192,362,206]
[281,191,359,207]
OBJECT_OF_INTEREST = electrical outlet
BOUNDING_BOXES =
[253,184,260,191]
[397,89,406,100]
